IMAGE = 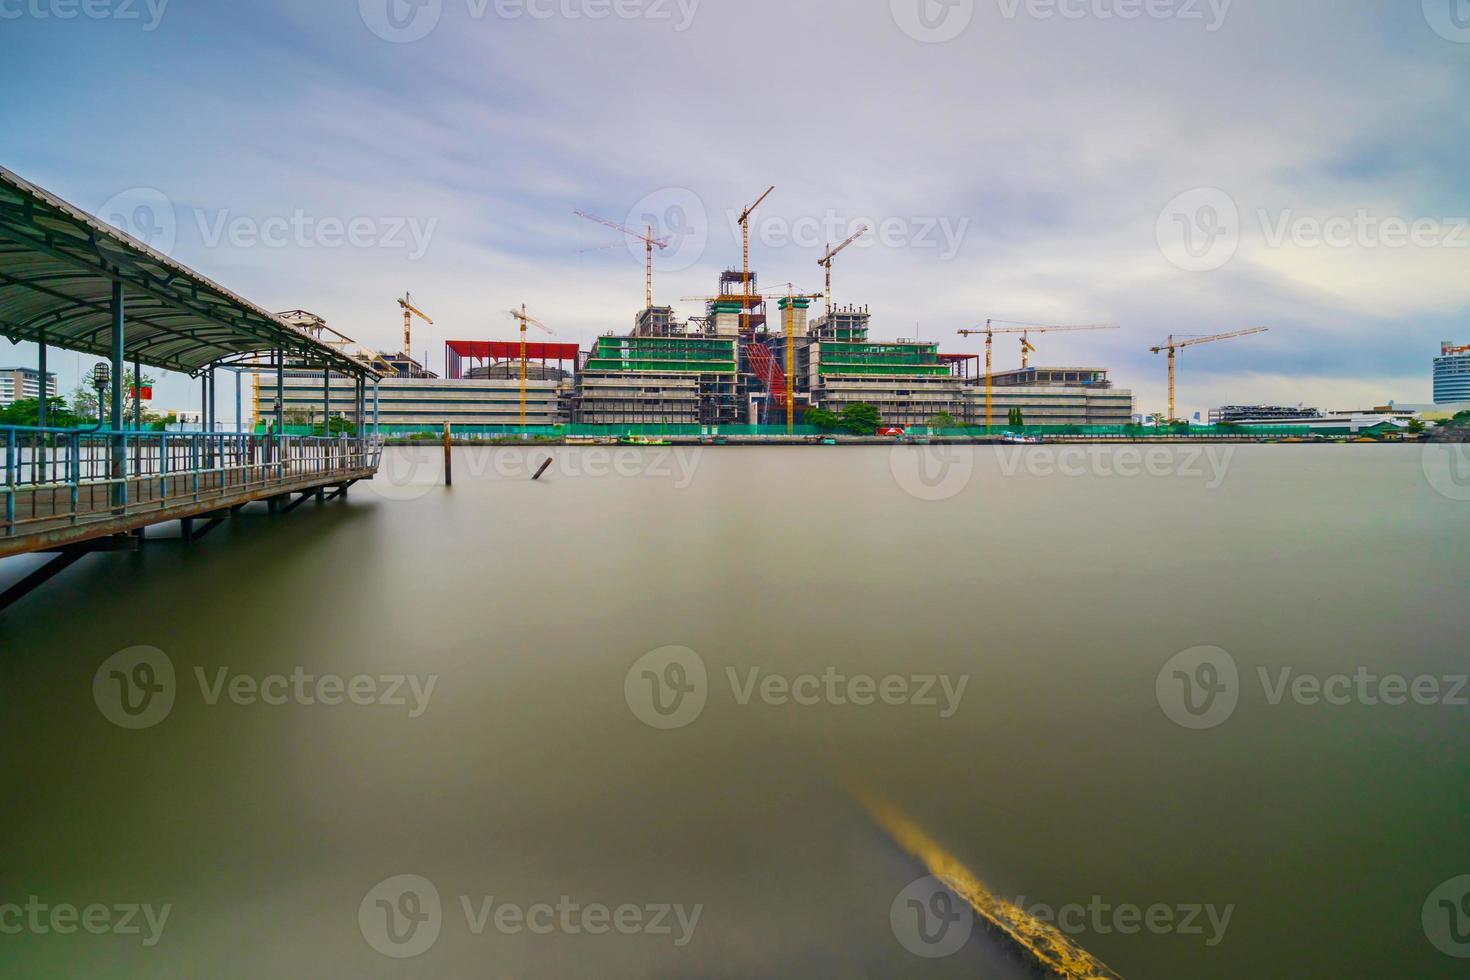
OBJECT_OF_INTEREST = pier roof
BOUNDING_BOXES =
[0,167,378,378]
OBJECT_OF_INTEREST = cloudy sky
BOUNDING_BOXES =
[3,0,1467,419]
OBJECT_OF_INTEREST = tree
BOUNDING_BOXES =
[839,402,882,435]
[0,397,80,428]
[1006,407,1026,428]
[928,411,958,430]
[1407,418,1426,434]
[806,407,841,431]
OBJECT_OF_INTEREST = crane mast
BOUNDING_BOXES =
[817,225,868,315]
[507,305,557,426]
[574,210,670,310]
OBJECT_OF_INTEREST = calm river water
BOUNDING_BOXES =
[2,443,1468,978]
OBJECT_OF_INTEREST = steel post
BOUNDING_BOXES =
[110,282,126,508]
[37,330,47,483]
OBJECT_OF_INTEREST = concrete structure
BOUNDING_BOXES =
[257,372,565,428]
[1209,405,1323,425]
[0,366,58,406]
[962,367,1134,428]
[1434,343,1470,404]
[572,334,741,425]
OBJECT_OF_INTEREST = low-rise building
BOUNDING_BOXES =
[961,367,1134,427]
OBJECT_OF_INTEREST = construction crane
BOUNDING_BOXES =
[574,210,671,310]
[981,321,1121,369]
[507,305,557,426]
[1150,327,1269,422]
[397,293,433,357]
[736,185,775,332]
[957,321,1037,431]
[817,226,868,316]
[764,285,823,434]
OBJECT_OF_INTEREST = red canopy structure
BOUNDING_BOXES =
[445,340,581,379]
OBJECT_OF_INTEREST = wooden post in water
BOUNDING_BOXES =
[533,457,553,481]
[443,421,452,487]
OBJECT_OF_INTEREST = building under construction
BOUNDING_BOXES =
[254,273,1132,432]
[557,268,1136,429]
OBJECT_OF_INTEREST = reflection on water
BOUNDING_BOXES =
[1,445,1468,977]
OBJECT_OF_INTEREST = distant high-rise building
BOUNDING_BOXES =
[0,367,59,406]
[1434,342,1470,404]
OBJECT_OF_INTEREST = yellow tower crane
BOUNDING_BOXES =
[957,321,1033,432]
[507,305,557,426]
[573,210,671,310]
[764,284,823,434]
[980,321,1122,369]
[1150,327,1269,422]
[817,225,868,316]
[397,293,433,357]
[736,185,775,332]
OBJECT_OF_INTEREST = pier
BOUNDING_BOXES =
[0,166,382,608]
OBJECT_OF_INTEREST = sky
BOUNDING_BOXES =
[2,0,1467,420]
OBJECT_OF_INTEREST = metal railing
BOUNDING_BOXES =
[0,425,383,537]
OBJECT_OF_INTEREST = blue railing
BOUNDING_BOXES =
[0,425,382,537]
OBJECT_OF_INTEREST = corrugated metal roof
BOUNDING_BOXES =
[0,166,379,378]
